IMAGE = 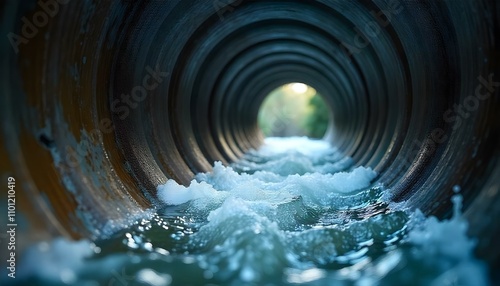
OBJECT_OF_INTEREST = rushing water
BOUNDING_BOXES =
[6,137,489,285]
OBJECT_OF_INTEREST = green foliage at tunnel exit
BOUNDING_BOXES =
[258,83,330,139]
[305,95,330,138]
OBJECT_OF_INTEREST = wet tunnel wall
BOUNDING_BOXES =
[1,0,499,268]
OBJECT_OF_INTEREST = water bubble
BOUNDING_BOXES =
[60,269,76,284]
[136,268,172,286]
[182,256,196,264]
[203,270,214,279]
[143,242,153,251]
[240,266,256,282]
[155,248,170,256]
[93,246,101,254]
[38,242,50,252]
[286,268,326,284]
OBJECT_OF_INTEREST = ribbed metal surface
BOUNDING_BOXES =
[1,0,499,267]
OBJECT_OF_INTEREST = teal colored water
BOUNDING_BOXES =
[6,137,489,285]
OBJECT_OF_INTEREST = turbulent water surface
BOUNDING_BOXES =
[7,137,489,285]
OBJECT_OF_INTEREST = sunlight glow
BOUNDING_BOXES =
[290,83,308,94]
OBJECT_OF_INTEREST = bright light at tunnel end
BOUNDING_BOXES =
[258,82,330,139]
[290,82,309,94]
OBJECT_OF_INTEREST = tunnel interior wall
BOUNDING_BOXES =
[1,0,499,265]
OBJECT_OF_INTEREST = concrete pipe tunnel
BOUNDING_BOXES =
[1,0,500,282]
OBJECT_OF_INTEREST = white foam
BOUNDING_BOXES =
[389,195,488,286]
[136,268,172,285]
[157,138,376,207]
[407,196,473,259]
[18,238,93,282]
[193,197,293,282]
[157,179,225,206]
[15,137,489,285]
[157,163,376,208]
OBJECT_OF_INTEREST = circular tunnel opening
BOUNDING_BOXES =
[257,83,331,139]
[1,0,500,284]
